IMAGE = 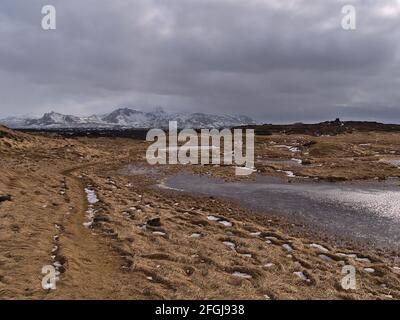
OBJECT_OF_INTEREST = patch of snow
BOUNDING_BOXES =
[85,188,99,204]
[318,254,334,262]
[310,243,329,252]
[264,263,275,268]
[191,233,201,238]
[223,241,236,250]
[291,158,302,164]
[282,244,293,252]
[207,215,220,221]
[337,253,357,258]
[83,207,96,228]
[293,271,309,282]
[284,170,295,177]
[275,144,300,153]
[219,220,233,227]
[152,231,166,236]
[234,166,257,175]
[232,271,252,279]
[355,257,372,264]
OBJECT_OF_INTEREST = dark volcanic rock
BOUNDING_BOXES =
[146,217,161,227]
[303,141,317,147]
[0,195,12,202]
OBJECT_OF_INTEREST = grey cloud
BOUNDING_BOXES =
[0,0,400,122]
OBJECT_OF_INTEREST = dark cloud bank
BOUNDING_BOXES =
[0,0,400,123]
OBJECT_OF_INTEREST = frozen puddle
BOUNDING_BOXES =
[157,183,184,192]
[164,173,400,249]
[114,164,159,176]
[382,159,400,168]
[83,187,99,228]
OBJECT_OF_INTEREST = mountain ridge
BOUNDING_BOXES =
[0,108,256,129]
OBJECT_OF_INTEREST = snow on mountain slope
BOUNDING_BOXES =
[0,108,256,129]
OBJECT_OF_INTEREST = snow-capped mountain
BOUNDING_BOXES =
[0,115,40,128]
[25,112,85,127]
[0,108,256,129]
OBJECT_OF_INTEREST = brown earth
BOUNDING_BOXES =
[1,125,400,300]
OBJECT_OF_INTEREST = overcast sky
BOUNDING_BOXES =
[0,0,400,123]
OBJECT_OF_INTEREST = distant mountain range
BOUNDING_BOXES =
[0,108,256,129]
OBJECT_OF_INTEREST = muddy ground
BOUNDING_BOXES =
[1,125,400,300]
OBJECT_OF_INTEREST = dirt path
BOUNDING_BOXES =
[49,165,143,299]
